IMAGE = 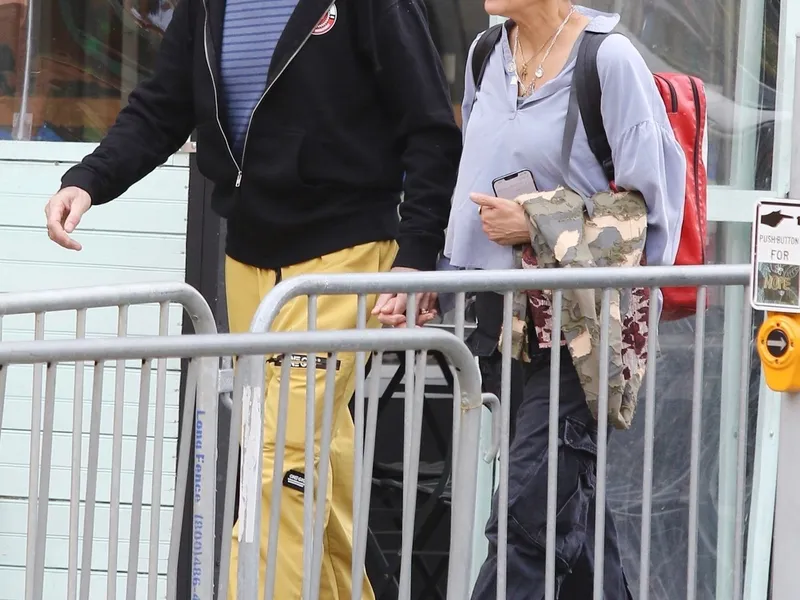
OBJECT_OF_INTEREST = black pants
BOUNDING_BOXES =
[470,350,632,600]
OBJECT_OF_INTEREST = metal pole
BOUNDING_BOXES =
[13,0,36,140]
[769,33,800,600]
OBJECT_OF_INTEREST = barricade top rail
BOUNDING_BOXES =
[251,264,750,332]
[0,328,480,398]
[0,281,216,333]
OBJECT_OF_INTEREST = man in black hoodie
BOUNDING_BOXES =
[43,0,461,596]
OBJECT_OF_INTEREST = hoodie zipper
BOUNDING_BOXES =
[201,0,327,188]
[202,1,241,183]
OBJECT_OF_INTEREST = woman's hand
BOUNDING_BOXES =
[470,193,531,246]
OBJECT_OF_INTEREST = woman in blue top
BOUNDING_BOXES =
[444,1,686,598]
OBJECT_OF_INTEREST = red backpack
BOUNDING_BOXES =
[472,27,708,321]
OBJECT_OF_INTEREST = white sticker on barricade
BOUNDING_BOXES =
[239,385,262,545]
[751,198,800,313]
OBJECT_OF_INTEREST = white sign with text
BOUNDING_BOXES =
[751,199,800,313]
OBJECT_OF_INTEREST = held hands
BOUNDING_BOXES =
[44,187,92,250]
[470,193,531,246]
[372,267,439,328]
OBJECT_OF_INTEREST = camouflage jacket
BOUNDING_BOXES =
[506,187,651,430]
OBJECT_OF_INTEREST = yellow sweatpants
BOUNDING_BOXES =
[226,240,397,600]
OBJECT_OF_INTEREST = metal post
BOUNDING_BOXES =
[13,0,36,140]
[768,33,800,600]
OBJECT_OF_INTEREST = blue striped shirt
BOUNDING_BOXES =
[220,0,298,156]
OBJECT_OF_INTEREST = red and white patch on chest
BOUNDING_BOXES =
[312,4,337,35]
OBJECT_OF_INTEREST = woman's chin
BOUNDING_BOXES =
[483,0,509,18]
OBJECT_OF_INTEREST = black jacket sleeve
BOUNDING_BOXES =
[60,0,196,205]
[372,0,462,272]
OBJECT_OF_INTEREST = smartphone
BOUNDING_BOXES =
[491,169,537,199]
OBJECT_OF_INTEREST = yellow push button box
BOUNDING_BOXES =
[757,312,800,392]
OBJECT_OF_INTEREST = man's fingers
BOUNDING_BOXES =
[46,204,72,249]
[64,210,83,234]
[391,293,408,316]
[380,297,399,315]
[45,190,89,251]
[47,222,81,250]
[372,293,393,315]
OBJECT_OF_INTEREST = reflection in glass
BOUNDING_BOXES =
[0,0,174,141]
[608,296,759,600]
[426,0,781,187]
[583,0,780,190]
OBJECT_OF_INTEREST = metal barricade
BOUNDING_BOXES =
[0,282,216,600]
[251,264,759,600]
[0,319,493,600]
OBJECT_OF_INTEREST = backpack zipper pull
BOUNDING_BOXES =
[235,171,243,187]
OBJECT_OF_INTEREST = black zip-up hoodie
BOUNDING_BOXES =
[60,0,462,271]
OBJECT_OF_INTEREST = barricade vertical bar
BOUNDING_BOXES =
[544,290,563,600]
[732,290,752,600]
[108,306,129,600]
[592,289,612,600]
[447,368,482,600]
[68,309,87,600]
[264,359,294,600]
[193,355,220,599]
[352,293,368,587]
[148,303,170,600]
[32,361,58,600]
[127,359,153,600]
[639,289,659,600]
[402,294,417,530]
[0,315,5,436]
[399,351,428,600]
[496,291,513,600]
[25,312,45,600]
[309,355,340,599]
[80,361,106,600]
[0,363,6,439]
[452,292,466,487]
[237,354,267,600]
[303,296,319,600]
[687,287,708,600]
[352,352,384,600]
[168,359,199,600]
[217,354,245,600]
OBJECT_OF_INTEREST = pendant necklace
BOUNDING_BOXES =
[514,5,576,97]
[514,30,555,82]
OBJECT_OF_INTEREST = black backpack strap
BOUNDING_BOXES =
[574,31,615,182]
[471,24,504,90]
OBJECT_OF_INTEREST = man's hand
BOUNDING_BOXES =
[372,267,438,328]
[45,187,92,251]
[470,193,531,246]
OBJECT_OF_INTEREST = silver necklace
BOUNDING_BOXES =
[514,5,575,97]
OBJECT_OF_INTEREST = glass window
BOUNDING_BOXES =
[585,0,780,190]
[429,0,782,189]
[423,0,488,127]
[579,2,779,597]
[0,0,174,141]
